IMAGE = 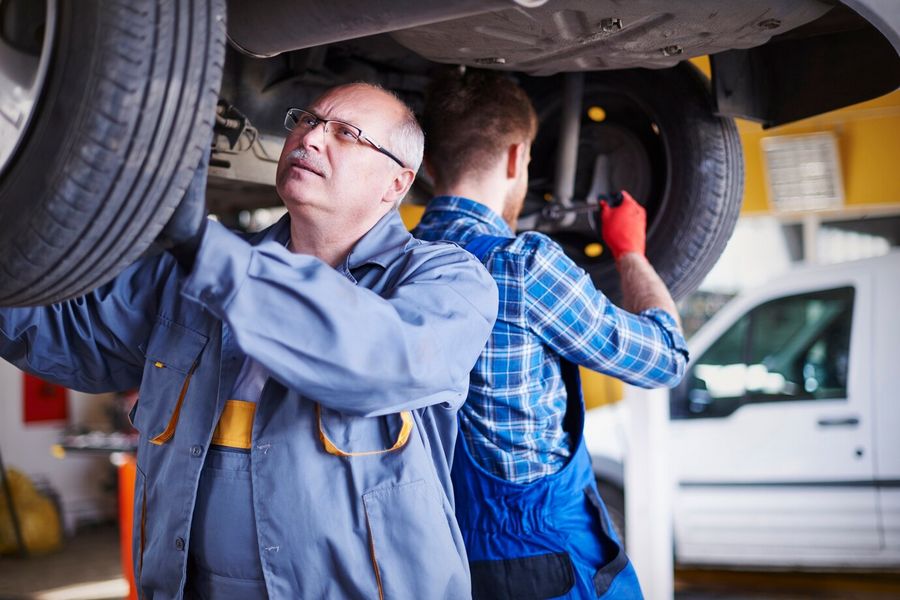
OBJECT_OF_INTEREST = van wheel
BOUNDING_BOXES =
[523,63,744,302]
[596,480,626,545]
[0,0,226,306]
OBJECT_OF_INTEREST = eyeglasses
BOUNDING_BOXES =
[284,108,406,169]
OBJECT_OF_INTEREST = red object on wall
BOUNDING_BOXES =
[23,373,68,423]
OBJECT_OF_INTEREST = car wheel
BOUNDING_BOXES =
[0,0,225,306]
[523,63,743,302]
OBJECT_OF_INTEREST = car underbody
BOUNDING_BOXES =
[0,0,897,306]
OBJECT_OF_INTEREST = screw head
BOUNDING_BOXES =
[661,45,683,57]
[600,18,623,33]
[758,18,782,30]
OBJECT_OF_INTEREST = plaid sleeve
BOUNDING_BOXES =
[522,234,689,388]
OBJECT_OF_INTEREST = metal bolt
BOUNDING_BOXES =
[758,18,781,30]
[475,57,507,65]
[661,45,683,57]
[600,18,622,33]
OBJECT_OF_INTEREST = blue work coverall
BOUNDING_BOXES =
[0,211,498,599]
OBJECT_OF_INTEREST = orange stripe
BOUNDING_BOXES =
[317,404,414,457]
[366,513,385,600]
[149,363,197,445]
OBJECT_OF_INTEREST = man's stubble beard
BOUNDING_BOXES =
[502,175,528,232]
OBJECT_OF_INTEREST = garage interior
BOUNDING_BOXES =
[2,58,899,597]
[2,0,900,597]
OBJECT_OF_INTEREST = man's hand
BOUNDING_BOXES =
[166,216,208,274]
[154,146,211,273]
[600,190,645,261]
[601,190,681,327]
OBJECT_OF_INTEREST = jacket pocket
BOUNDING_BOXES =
[317,405,412,457]
[133,317,208,444]
[363,479,466,599]
[584,484,630,596]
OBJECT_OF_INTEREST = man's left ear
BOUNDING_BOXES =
[382,167,416,205]
[506,142,528,180]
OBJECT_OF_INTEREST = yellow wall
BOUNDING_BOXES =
[691,56,900,214]
[738,94,900,213]
[580,367,623,409]
[398,203,425,230]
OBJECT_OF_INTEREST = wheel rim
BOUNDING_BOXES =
[523,85,667,269]
[0,0,56,179]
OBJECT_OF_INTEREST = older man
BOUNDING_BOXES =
[0,83,497,599]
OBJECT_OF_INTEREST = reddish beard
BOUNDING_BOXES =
[502,176,528,232]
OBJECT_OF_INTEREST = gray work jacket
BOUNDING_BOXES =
[0,210,498,599]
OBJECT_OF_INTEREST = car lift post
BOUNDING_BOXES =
[553,72,585,228]
[625,386,674,600]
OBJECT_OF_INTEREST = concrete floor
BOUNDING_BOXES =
[0,522,127,600]
[1,522,899,599]
[675,568,900,599]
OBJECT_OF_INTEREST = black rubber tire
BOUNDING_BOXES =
[525,64,744,303]
[0,0,226,306]
[596,479,626,546]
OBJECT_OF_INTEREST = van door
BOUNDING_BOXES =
[669,281,879,567]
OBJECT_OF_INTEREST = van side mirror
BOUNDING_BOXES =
[688,388,713,414]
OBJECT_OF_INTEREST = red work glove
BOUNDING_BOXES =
[600,190,646,261]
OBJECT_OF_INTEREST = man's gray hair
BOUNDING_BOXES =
[340,82,423,174]
[357,83,423,207]
[389,104,424,175]
[389,112,424,207]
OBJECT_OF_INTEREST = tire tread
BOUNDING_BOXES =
[0,0,226,305]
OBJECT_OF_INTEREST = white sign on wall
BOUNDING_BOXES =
[762,132,844,212]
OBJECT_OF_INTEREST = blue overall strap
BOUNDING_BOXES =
[454,235,642,599]
[464,235,511,262]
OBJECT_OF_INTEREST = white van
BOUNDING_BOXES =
[586,250,900,569]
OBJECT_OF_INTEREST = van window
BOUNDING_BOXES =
[671,287,854,419]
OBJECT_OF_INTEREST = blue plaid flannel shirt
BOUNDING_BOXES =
[414,196,689,483]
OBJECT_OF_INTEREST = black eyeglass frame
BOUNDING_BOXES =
[284,108,406,169]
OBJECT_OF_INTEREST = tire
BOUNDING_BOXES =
[523,63,743,302]
[596,479,626,546]
[0,0,226,306]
